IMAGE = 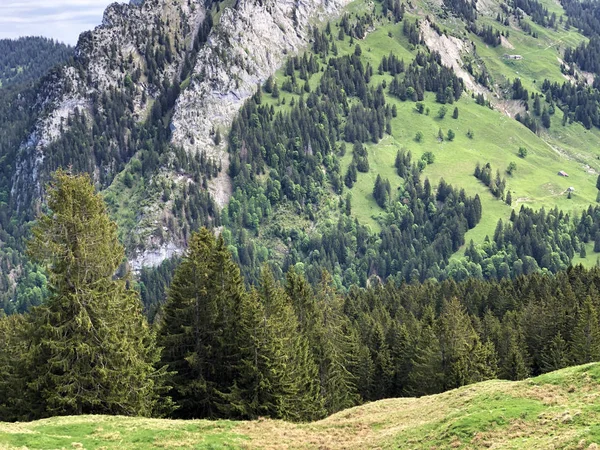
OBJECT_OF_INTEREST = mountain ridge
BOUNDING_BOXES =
[4,0,600,311]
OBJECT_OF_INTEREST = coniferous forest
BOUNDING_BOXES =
[6,0,600,436]
[3,172,600,423]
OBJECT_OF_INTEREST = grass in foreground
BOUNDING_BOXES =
[2,364,600,449]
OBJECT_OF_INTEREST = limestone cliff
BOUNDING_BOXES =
[11,0,206,203]
[171,0,352,207]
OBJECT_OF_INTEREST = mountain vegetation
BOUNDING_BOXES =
[6,0,600,439]
[3,173,600,426]
[1,0,600,314]
[0,37,72,88]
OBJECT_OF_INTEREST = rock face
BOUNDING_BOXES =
[171,0,352,207]
[11,0,206,203]
[9,0,352,270]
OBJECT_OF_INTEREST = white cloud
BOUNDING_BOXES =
[0,0,126,45]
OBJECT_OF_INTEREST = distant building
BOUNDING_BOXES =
[504,54,523,60]
[558,171,569,177]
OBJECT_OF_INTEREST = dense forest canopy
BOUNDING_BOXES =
[0,37,73,88]
[3,172,600,424]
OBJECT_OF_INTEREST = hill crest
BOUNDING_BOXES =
[1,363,599,449]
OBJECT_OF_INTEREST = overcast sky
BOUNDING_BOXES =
[0,0,124,45]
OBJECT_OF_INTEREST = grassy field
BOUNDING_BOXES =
[2,364,600,449]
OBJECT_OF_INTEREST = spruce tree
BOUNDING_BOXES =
[0,315,29,421]
[26,171,166,418]
[437,298,496,390]
[541,332,569,372]
[157,229,245,419]
[500,334,530,380]
[571,296,600,364]
[314,272,361,413]
[254,268,321,420]
[408,308,443,396]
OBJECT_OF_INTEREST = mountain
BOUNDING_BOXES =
[4,0,600,313]
[1,363,599,448]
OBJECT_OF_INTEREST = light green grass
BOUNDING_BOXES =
[471,18,587,92]
[3,364,600,449]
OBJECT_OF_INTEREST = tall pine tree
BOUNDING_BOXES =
[157,229,245,419]
[571,296,600,364]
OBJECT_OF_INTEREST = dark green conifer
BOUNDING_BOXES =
[571,296,600,364]
[408,307,443,396]
[0,315,29,421]
[314,272,361,413]
[541,332,569,372]
[157,229,244,419]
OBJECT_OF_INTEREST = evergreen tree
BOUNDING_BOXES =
[437,298,496,390]
[26,171,166,418]
[254,268,322,420]
[157,229,245,418]
[227,268,322,421]
[541,332,569,372]
[408,307,443,395]
[313,272,361,413]
[571,296,600,364]
[500,334,530,380]
[0,315,29,421]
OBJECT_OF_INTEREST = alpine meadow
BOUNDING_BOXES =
[5,0,600,447]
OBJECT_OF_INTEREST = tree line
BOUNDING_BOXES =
[5,172,600,424]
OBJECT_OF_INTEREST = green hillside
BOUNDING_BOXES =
[2,363,600,449]
[262,0,600,259]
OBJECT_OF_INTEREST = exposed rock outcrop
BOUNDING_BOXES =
[11,0,206,203]
[171,0,352,208]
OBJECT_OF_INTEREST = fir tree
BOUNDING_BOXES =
[254,268,322,420]
[541,332,569,372]
[26,171,166,418]
[0,315,29,421]
[500,334,530,380]
[313,272,361,413]
[437,298,496,390]
[157,229,245,419]
[571,296,600,364]
[408,307,443,395]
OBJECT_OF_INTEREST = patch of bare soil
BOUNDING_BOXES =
[495,99,526,118]
[208,150,233,209]
[420,20,484,95]
[501,35,515,49]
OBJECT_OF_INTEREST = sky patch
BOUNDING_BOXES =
[0,1,123,45]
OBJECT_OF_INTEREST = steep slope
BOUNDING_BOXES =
[10,0,206,208]
[5,0,600,312]
[1,363,600,448]
[171,0,352,207]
